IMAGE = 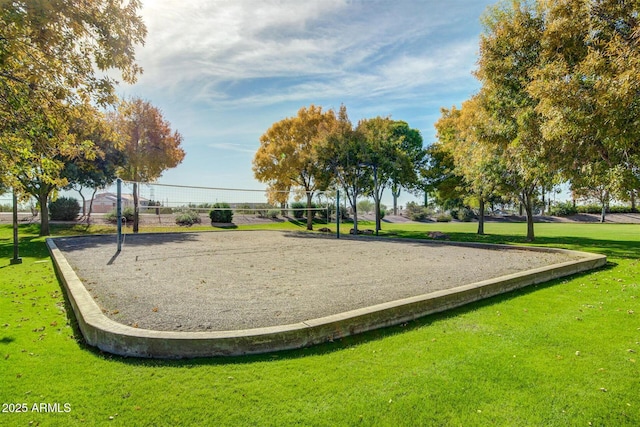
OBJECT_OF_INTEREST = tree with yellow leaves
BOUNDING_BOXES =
[253,105,336,230]
[115,98,185,233]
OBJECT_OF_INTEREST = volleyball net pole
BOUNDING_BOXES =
[116,178,123,252]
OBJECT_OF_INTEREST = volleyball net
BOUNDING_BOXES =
[114,180,341,244]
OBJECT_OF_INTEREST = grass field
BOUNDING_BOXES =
[0,221,638,426]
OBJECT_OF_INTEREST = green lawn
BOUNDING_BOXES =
[1,221,638,426]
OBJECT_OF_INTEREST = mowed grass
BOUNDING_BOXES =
[0,221,638,426]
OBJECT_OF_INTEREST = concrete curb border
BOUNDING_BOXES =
[47,236,607,358]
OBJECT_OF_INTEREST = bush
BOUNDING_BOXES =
[175,210,202,226]
[610,205,633,214]
[379,203,387,220]
[209,203,233,223]
[357,199,374,214]
[317,205,333,222]
[405,201,431,222]
[436,213,452,222]
[290,201,315,219]
[457,207,475,222]
[48,197,80,221]
[104,206,135,223]
[549,201,578,216]
[575,204,601,214]
[267,209,280,219]
[255,204,273,218]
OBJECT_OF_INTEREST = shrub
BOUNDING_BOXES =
[48,197,80,221]
[255,204,273,218]
[104,207,135,223]
[610,205,633,214]
[379,203,387,220]
[317,205,333,222]
[458,207,475,222]
[575,203,601,214]
[175,210,202,226]
[436,213,452,222]
[406,201,431,222]
[290,201,316,219]
[209,203,233,223]
[549,201,578,216]
[357,199,374,214]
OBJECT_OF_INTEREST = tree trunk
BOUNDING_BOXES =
[76,186,87,218]
[87,188,98,224]
[349,193,359,234]
[392,186,400,216]
[477,197,485,235]
[133,181,139,233]
[38,192,50,236]
[305,192,313,230]
[522,191,535,241]
[631,190,636,213]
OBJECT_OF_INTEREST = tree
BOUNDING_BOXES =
[530,0,640,201]
[475,0,555,241]
[13,102,101,236]
[253,105,337,230]
[357,117,423,233]
[115,98,186,233]
[434,96,505,235]
[1,0,146,235]
[318,105,371,234]
[388,121,426,216]
[422,140,467,213]
[62,112,125,222]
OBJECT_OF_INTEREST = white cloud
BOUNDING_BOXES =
[125,0,493,190]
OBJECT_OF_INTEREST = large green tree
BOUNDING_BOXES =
[62,112,125,222]
[0,0,146,235]
[434,95,506,235]
[319,105,371,234]
[530,0,640,200]
[356,117,423,233]
[475,0,556,241]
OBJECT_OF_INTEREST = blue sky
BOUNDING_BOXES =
[121,0,497,206]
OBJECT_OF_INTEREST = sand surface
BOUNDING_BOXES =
[53,230,580,331]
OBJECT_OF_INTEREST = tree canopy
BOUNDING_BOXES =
[115,98,185,232]
[253,105,337,230]
[431,0,640,239]
[0,0,147,235]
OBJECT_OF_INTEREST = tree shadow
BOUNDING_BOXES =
[384,229,637,259]
[51,231,202,253]
[102,262,611,368]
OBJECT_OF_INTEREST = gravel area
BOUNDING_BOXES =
[52,230,581,332]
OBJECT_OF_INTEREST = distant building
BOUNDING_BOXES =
[86,192,150,213]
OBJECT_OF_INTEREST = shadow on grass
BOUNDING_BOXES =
[100,262,614,368]
[0,223,627,366]
[383,229,637,259]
